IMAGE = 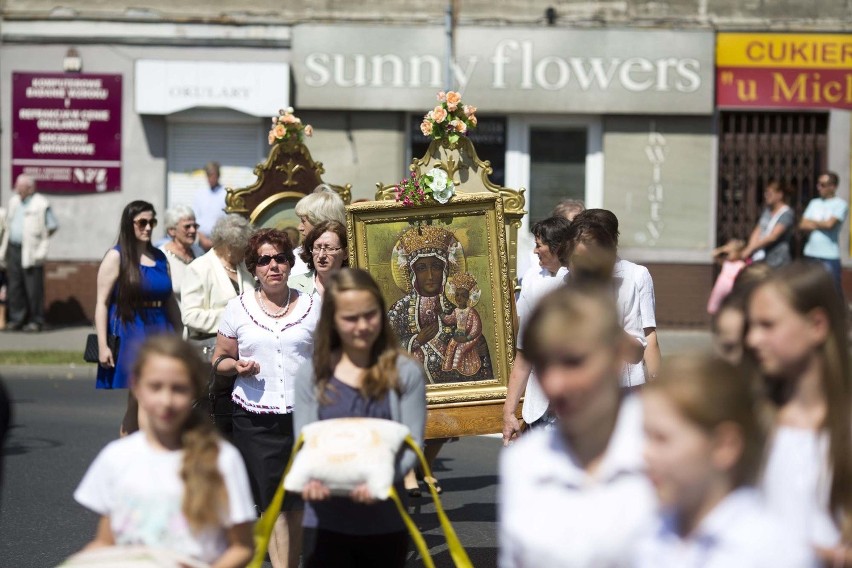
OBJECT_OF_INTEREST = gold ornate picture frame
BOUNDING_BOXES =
[347,193,514,427]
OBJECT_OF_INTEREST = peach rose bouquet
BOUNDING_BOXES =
[268,107,313,145]
[419,91,477,147]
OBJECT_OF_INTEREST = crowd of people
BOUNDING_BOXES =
[51,169,852,567]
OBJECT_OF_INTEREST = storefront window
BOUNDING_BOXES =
[529,128,586,222]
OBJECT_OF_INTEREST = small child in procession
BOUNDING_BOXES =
[72,336,256,568]
[635,354,816,567]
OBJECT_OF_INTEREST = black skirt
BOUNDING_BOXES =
[231,404,303,512]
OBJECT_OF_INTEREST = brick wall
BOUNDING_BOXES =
[39,260,852,328]
[44,261,98,325]
[644,263,714,328]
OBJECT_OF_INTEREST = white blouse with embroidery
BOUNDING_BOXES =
[218,290,320,414]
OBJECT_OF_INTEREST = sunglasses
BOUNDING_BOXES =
[256,253,289,267]
[134,218,158,229]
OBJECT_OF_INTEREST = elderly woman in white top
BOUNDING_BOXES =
[180,214,254,356]
[213,228,320,568]
[291,185,346,276]
[158,204,204,304]
[288,220,348,299]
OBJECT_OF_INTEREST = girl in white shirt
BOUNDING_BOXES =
[73,335,256,567]
[747,261,852,566]
[637,354,815,567]
[498,284,655,568]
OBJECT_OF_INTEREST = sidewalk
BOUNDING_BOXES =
[0,325,91,351]
[0,325,713,353]
[0,325,96,378]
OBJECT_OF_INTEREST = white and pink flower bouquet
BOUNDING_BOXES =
[393,167,455,207]
[420,91,477,147]
[268,107,313,145]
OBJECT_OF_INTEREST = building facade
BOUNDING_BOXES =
[1,1,851,325]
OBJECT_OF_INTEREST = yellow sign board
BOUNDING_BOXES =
[717,33,852,70]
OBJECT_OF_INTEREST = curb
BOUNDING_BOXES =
[0,364,98,380]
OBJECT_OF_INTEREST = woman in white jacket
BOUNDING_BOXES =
[181,214,254,357]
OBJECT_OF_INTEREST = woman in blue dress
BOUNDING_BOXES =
[94,200,182,433]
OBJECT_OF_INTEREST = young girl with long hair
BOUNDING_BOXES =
[293,268,426,568]
[636,355,815,566]
[95,200,182,432]
[74,336,255,567]
[747,261,852,565]
[498,284,655,567]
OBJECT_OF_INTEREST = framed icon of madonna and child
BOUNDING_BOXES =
[347,192,514,414]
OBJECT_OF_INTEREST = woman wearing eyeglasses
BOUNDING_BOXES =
[289,220,348,300]
[94,201,183,431]
[212,228,321,568]
[158,204,204,305]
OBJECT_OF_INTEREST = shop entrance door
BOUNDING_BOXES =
[716,111,828,252]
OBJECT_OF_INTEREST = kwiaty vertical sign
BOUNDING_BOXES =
[716,33,852,110]
[12,73,122,194]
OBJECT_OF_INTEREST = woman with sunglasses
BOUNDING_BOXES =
[213,228,321,568]
[94,200,183,433]
[289,220,348,300]
[158,204,203,305]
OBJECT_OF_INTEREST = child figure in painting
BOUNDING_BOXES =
[441,272,485,377]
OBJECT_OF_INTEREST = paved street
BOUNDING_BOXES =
[0,327,710,567]
[0,365,501,568]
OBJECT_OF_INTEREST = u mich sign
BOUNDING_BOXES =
[716,33,852,110]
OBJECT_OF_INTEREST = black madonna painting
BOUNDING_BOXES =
[387,224,493,383]
[347,193,513,398]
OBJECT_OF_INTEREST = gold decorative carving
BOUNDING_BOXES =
[226,138,351,220]
[375,137,526,286]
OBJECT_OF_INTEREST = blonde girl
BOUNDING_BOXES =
[74,336,255,567]
[294,268,426,568]
[498,284,655,567]
[747,261,852,565]
[636,355,815,566]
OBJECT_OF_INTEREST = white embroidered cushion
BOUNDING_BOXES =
[284,417,411,500]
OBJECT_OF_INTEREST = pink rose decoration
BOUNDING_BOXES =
[304,125,313,136]
[281,113,298,124]
[463,104,477,116]
[437,91,447,102]
[446,91,462,106]
[431,106,448,123]
[268,132,276,145]
[273,124,287,138]
[450,119,467,134]
[420,120,433,136]
[468,115,478,127]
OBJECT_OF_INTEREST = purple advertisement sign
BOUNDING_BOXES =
[12,72,122,194]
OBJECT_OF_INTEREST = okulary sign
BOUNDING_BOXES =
[12,73,122,194]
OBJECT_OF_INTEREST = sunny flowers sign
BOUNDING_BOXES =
[420,91,478,147]
[268,107,313,145]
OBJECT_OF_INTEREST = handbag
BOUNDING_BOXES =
[83,318,120,364]
[207,355,236,436]
[249,418,473,568]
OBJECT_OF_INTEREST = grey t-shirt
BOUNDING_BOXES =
[757,206,795,268]
[302,378,405,535]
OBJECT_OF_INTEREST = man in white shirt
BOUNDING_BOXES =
[800,171,848,293]
[193,162,227,251]
[0,174,59,332]
[503,216,570,444]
